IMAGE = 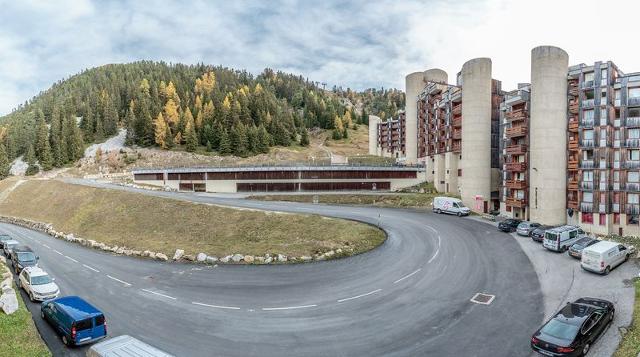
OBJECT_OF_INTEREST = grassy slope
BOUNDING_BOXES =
[0,263,51,357]
[0,180,385,258]
[251,192,439,209]
[615,279,640,357]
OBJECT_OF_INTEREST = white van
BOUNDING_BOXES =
[432,197,470,217]
[87,335,174,357]
[581,241,632,275]
[543,225,585,252]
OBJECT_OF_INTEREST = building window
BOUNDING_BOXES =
[582,213,593,224]
[583,109,595,120]
[629,88,640,99]
[585,72,594,82]
[629,129,640,139]
[614,213,620,224]
[628,171,639,183]
[583,192,593,203]
[599,214,606,226]
[629,150,640,161]
[458,169,462,177]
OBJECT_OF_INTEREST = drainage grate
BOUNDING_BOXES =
[470,293,495,305]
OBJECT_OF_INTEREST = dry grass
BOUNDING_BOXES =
[251,192,441,209]
[0,180,385,258]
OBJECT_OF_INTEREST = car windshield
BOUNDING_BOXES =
[0,235,10,241]
[17,252,36,261]
[457,202,466,208]
[545,232,558,241]
[519,223,529,228]
[30,275,52,285]
[540,319,579,341]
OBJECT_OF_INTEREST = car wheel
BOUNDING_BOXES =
[625,253,630,262]
[29,292,35,302]
[604,266,611,275]
[457,212,462,217]
[435,208,441,214]
[582,343,590,356]
[62,335,69,346]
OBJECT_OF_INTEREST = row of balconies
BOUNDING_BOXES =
[505,125,527,138]
[505,196,527,208]
[505,179,527,190]
[505,109,528,121]
[579,181,640,192]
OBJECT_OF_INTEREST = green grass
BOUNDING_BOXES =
[614,278,640,357]
[0,180,385,259]
[0,264,50,357]
[251,191,445,209]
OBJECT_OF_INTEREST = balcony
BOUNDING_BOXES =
[580,181,594,190]
[451,104,462,115]
[580,202,594,212]
[505,179,527,190]
[569,101,579,114]
[568,178,579,190]
[629,97,640,106]
[624,161,640,169]
[581,80,594,89]
[452,142,461,153]
[452,117,462,127]
[624,139,640,148]
[568,158,579,170]
[626,117,640,127]
[506,144,527,155]
[568,86,579,97]
[626,204,640,215]
[452,130,462,140]
[505,125,527,138]
[582,99,595,107]
[505,197,526,208]
[505,162,527,172]
[568,137,579,150]
[567,199,579,210]
[505,109,528,121]
[599,204,607,213]
[580,160,595,169]
[580,118,594,127]
[580,139,595,148]
[568,120,579,132]
[626,182,640,191]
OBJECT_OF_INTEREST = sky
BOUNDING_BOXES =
[1,0,640,115]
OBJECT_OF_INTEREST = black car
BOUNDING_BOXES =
[568,237,598,260]
[498,219,522,233]
[531,297,614,356]
[10,246,38,274]
[531,225,552,243]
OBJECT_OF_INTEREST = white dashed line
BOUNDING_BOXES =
[393,268,422,284]
[64,255,78,263]
[54,250,63,256]
[107,275,132,287]
[261,304,317,311]
[337,289,382,303]
[192,302,241,310]
[43,244,50,249]
[427,235,441,264]
[82,264,100,273]
[142,289,177,300]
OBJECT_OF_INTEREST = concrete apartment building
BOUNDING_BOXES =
[370,45,640,236]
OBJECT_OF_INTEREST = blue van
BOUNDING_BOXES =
[41,296,107,346]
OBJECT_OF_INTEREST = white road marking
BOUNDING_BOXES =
[428,235,442,264]
[425,225,438,234]
[337,289,382,303]
[261,304,317,311]
[64,255,78,263]
[54,250,63,256]
[107,275,132,287]
[393,268,422,284]
[82,264,100,273]
[142,289,177,300]
[43,244,50,249]
[192,302,241,310]
[470,293,496,305]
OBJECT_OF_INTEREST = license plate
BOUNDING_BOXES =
[536,349,554,356]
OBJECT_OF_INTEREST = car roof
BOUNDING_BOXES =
[4,240,19,245]
[23,266,48,277]
[13,246,33,253]
[554,302,597,326]
[584,240,619,253]
[548,225,578,233]
[50,296,103,320]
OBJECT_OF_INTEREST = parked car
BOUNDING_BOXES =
[531,297,614,356]
[581,241,634,275]
[0,234,11,245]
[498,219,522,233]
[87,335,174,357]
[432,197,470,217]
[531,225,552,243]
[41,296,107,346]
[10,245,38,274]
[543,225,584,252]
[568,237,598,260]
[2,239,20,257]
[17,266,59,302]
[516,222,541,236]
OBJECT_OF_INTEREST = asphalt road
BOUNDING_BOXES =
[4,180,544,356]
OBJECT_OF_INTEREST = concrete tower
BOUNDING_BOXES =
[368,115,381,156]
[529,46,569,225]
[459,58,493,212]
[419,69,447,182]
[404,72,426,164]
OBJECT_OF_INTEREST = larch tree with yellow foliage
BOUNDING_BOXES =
[154,112,168,148]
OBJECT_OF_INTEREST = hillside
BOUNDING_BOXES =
[0,62,404,177]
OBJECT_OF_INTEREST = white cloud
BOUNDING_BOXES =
[1,0,640,115]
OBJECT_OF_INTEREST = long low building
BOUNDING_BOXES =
[132,165,426,193]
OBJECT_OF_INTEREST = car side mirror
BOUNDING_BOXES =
[36,256,40,260]
[51,278,56,281]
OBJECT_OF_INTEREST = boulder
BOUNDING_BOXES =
[264,257,273,264]
[244,255,254,263]
[142,250,151,257]
[324,250,335,258]
[155,253,168,261]
[205,256,218,264]
[277,254,287,262]
[0,278,12,289]
[336,248,343,254]
[314,255,325,261]
[301,256,312,262]
[196,253,207,262]
[148,252,157,259]
[0,289,18,315]
[102,245,112,252]
[132,251,142,256]
[183,255,195,261]
[220,256,231,263]
[173,249,185,261]
[255,257,265,263]
[116,248,125,255]
[123,250,133,256]
[88,240,97,247]
[231,254,244,263]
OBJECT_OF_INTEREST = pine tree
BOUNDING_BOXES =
[185,113,198,153]
[154,112,167,148]
[64,116,84,162]
[332,128,343,140]
[256,125,271,154]
[300,129,310,146]
[124,106,135,146]
[25,144,39,176]
[218,129,231,154]
[343,126,349,139]
[205,140,212,152]
[164,126,175,149]
[49,110,65,166]
[0,144,10,179]
[103,97,119,136]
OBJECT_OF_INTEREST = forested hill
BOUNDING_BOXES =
[0,61,404,175]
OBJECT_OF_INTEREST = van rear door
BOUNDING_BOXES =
[74,315,106,343]
[582,250,601,271]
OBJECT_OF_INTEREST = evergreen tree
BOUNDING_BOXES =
[218,129,231,154]
[300,129,310,146]
[64,116,84,162]
[205,140,212,152]
[0,145,10,179]
[256,125,270,154]
[343,126,349,139]
[164,126,175,149]
[25,144,39,176]
[124,106,135,146]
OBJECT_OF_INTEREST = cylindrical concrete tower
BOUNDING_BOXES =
[529,46,568,225]
[460,58,493,213]
[368,115,381,156]
[404,72,425,164]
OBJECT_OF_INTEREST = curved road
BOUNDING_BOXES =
[6,181,543,356]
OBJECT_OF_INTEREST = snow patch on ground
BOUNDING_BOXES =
[84,129,127,158]
[9,156,27,176]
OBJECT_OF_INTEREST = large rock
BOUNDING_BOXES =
[155,253,168,261]
[264,257,273,264]
[0,289,18,314]
[196,253,207,262]
[148,252,157,259]
[277,254,287,262]
[205,256,218,264]
[173,249,185,261]
[231,254,244,263]
[300,256,312,262]
[183,255,195,261]
[220,256,231,263]
[255,256,265,263]
[0,278,12,289]
[244,255,254,263]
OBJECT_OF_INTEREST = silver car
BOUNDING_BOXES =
[516,222,541,236]
[2,239,20,257]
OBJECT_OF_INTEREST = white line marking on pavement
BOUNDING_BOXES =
[142,289,177,300]
[64,255,78,263]
[393,268,422,284]
[54,250,63,256]
[43,244,50,249]
[107,275,132,287]
[261,304,317,311]
[337,289,382,303]
[82,264,100,273]
[425,225,438,234]
[192,302,241,310]
[427,235,442,264]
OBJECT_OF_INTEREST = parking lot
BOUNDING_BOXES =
[475,217,637,357]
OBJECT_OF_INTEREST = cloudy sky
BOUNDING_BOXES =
[1,0,639,115]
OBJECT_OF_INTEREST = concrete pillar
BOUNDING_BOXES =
[445,152,459,194]
[529,46,568,225]
[426,157,434,183]
[434,154,446,192]
[459,58,493,213]
[405,72,425,165]
[368,115,381,156]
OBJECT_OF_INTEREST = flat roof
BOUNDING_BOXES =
[133,165,424,174]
